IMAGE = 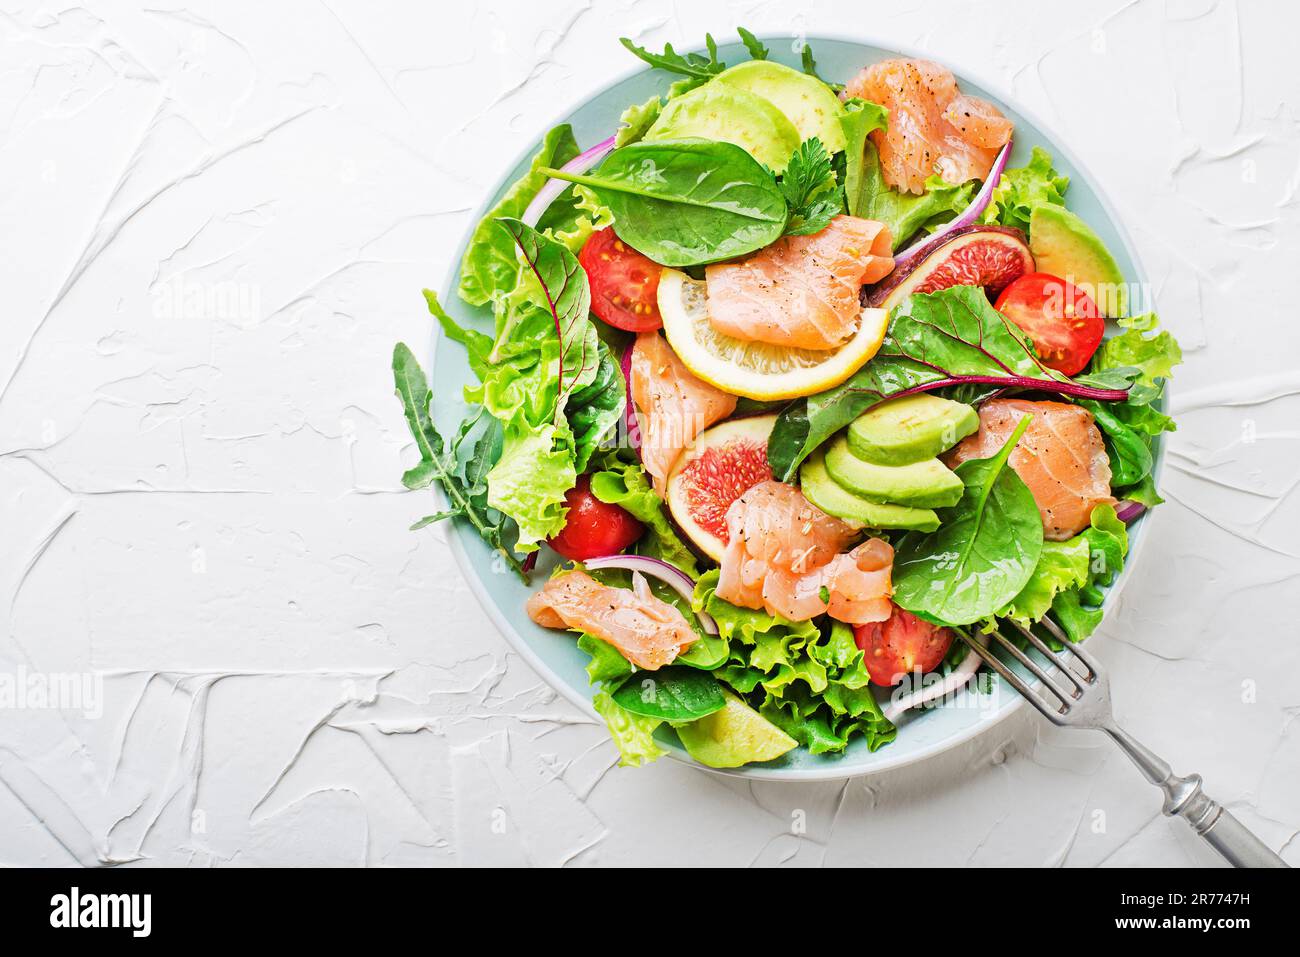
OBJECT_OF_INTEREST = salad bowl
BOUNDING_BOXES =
[426,34,1164,781]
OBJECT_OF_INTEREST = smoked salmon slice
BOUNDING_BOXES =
[845,59,1013,195]
[629,331,738,496]
[526,569,696,670]
[704,215,894,351]
[716,481,893,624]
[945,399,1114,541]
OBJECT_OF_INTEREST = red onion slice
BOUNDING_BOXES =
[585,554,718,635]
[521,135,617,228]
[881,632,988,722]
[1115,500,1146,524]
[893,139,1014,267]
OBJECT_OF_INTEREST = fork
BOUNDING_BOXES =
[959,618,1289,868]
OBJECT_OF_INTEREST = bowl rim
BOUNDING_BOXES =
[432,30,1164,782]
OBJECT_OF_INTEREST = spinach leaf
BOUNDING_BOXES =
[611,666,726,721]
[391,343,526,580]
[892,416,1043,625]
[566,339,625,473]
[542,139,788,266]
[457,125,579,307]
[779,137,843,236]
[767,285,1129,481]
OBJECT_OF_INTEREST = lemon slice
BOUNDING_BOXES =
[657,267,889,401]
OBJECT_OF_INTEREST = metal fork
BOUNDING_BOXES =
[959,619,1289,868]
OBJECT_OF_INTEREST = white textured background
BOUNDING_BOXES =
[2,0,1298,867]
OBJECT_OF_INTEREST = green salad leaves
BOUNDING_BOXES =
[768,285,1131,481]
[543,139,789,267]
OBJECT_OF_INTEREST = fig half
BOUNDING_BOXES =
[863,225,1034,311]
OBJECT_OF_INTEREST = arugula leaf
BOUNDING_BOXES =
[457,125,579,307]
[779,137,844,236]
[892,416,1044,626]
[767,285,1130,481]
[737,27,769,61]
[799,42,840,91]
[544,139,788,267]
[391,343,525,579]
[612,666,726,721]
[618,33,727,82]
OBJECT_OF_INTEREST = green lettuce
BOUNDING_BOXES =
[458,125,580,307]
[1082,313,1182,501]
[592,690,667,767]
[615,95,662,147]
[587,453,700,576]
[693,573,895,755]
[841,98,974,250]
[981,145,1069,234]
[995,504,1129,644]
[486,424,576,550]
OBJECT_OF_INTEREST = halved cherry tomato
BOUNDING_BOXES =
[578,227,663,332]
[546,474,645,561]
[853,605,955,687]
[994,272,1105,376]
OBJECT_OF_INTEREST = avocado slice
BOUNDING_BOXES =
[801,452,941,532]
[645,83,801,172]
[847,394,980,466]
[824,436,964,509]
[713,60,847,153]
[675,691,797,768]
[1029,205,1127,317]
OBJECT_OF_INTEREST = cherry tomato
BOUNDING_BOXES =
[853,605,955,687]
[994,272,1105,376]
[546,474,645,561]
[578,227,663,332]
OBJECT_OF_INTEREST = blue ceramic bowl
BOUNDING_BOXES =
[429,35,1162,780]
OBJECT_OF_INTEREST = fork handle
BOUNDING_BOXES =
[1104,724,1288,868]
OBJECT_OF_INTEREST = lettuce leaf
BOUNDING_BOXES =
[1082,313,1182,500]
[592,690,667,767]
[615,95,662,148]
[981,145,1069,234]
[994,504,1129,643]
[841,98,974,250]
[458,125,580,307]
[1050,504,1128,643]
[487,423,576,550]
[692,573,895,754]
[587,453,700,576]
[998,536,1091,624]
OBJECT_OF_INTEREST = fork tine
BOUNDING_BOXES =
[956,630,1066,716]
[1005,619,1089,693]
[984,627,1076,706]
[1039,615,1104,677]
